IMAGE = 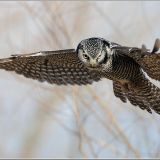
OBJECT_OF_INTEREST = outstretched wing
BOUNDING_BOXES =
[114,42,160,81]
[112,77,160,115]
[0,49,102,85]
[113,81,151,113]
[113,81,127,103]
[137,53,160,81]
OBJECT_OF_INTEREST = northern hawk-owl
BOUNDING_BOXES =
[0,37,160,115]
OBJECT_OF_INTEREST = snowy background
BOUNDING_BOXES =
[0,1,159,158]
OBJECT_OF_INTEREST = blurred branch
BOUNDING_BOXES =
[86,86,141,158]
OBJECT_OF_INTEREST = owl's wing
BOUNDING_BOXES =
[0,49,102,85]
[113,81,127,103]
[113,77,160,114]
[113,81,150,113]
[114,45,160,81]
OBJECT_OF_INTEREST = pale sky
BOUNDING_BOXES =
[0,1,159,158]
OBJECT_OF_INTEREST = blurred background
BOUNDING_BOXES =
[0,1,159,158]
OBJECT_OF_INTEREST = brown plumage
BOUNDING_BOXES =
[0,38,160,115]
[0,49,101,85]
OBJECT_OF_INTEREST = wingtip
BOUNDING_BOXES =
[0,53,20,63]
[141,44,149,53]
[151,38,160,53]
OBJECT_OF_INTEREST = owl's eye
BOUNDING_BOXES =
[83,54,90,60]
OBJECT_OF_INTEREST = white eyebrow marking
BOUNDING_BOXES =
[106,46,114,56]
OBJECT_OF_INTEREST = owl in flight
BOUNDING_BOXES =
[0,37,160,115]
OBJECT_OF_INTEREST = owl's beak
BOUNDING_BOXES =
[90,60,98,68]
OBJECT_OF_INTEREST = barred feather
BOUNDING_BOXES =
[114,46,160,81]
[0,38,160,115]
[113,76,160,114]
[0,49,102,85]
[113,81,127,103]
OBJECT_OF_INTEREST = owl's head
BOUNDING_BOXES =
[76,37,115,69]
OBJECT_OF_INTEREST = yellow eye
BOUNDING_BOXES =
[83,54,90,60]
